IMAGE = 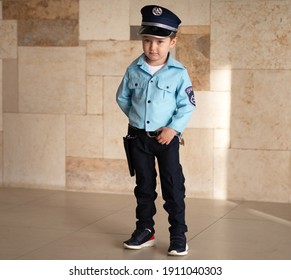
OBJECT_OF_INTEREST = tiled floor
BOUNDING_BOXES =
[0,187,291,260]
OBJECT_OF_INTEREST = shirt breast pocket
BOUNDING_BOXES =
[156,80,176,100]
[128,80,147,100]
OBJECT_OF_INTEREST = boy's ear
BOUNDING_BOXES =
[170,36,177,48]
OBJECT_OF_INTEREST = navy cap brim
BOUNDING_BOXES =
[139,26,173,38]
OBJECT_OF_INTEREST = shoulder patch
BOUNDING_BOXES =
[185,86,195,106]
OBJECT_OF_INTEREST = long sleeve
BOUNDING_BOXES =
[116,71,132,117]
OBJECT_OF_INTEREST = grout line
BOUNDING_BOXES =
[14,230,76,260]
[188,201,244,242]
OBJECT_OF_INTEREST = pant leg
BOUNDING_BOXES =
[130,135,157,232]
[156,137,187,235]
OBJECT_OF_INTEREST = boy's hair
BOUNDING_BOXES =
[170,32,177,40]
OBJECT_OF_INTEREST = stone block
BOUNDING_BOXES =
[180,128,214,198]
[86,41,142,76]
[0,131,2,185]
[17,19,79,46]
[66,157,135,193]
[211,0,291,69]
[0,1,2,19]
[66,115,103,158]
[103,76,128,159]
[19,47,86,114]
[177,26,210,91]
[188,91,231,129]
[87,76,103,115]
[3,113,66,189]
[231,70,291,150]
[80,0,130,40]
[2,59,18,113]
[227,149,290,203]
[0,60,2,131]
[213,148,229,199]
[3,0,78,20]
[3,0,79,46]
[0,20,17,58]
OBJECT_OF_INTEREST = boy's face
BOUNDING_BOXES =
[141,35,177,66]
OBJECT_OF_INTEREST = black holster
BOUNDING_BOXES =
[123,134,135,177]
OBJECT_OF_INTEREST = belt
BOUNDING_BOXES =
[128,124,161,138]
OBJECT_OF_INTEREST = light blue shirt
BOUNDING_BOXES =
[116,53,195,133]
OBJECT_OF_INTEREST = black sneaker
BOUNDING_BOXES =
[123,228,156,250]
[168,234,188,256]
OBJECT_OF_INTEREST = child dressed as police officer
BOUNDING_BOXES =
[116,5,195,256]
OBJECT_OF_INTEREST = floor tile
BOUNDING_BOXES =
[0,226,71,260]
[80,208,136,235]
[17,231,166,260]
[185,219,291,260]
[31,191,136,211]
[0,204,113,231]
[185,198,240,218]
[0,202,16,211]
[224,201,291,224]
[0,187,54,205]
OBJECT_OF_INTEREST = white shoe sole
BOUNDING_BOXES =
[123,239,156,250]
[168,244,189,256]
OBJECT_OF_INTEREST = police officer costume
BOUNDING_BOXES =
[116,5,195,255]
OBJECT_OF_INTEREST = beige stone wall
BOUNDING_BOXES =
[0,0,290,203]
[0,1,3,185]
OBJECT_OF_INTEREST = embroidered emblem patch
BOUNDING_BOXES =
[185,86,195,106]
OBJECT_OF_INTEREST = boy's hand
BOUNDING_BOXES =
[156,127,177,145]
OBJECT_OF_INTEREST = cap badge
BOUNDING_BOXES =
[152,7,163,16]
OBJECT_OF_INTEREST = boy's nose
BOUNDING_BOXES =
[150,42,156,50]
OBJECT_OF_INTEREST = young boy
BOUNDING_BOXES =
[116,5,195,256]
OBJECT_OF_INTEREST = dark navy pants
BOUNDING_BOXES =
[130,132,187,235]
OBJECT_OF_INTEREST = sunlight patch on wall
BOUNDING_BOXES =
[212,67,232,200]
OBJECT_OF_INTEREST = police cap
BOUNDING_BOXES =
[139,5,181,38]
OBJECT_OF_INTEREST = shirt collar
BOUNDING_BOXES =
[137,53,184,70]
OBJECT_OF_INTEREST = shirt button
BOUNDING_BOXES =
[147,121,150,124]
[148,100,151,103]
